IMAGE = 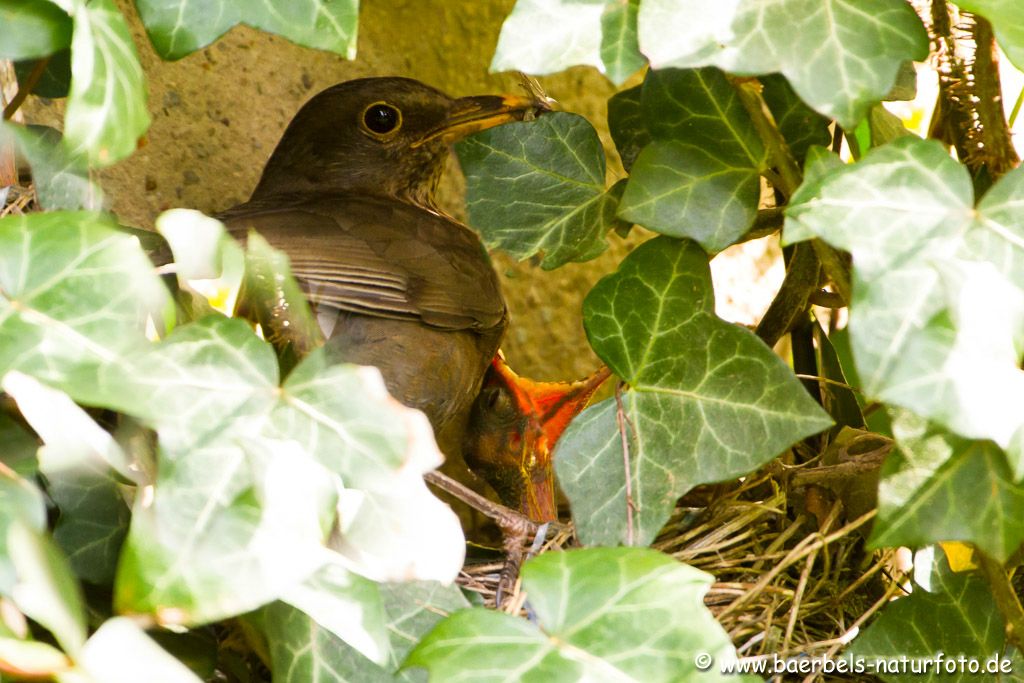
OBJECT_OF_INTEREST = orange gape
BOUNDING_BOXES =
[463,355,612,522]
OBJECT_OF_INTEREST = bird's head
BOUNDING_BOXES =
[463,356,612,523]
[254,77,548,208]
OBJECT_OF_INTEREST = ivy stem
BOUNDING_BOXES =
[732,78,803,198]
[1010,86,1024,128]
[3,56,50,121]
[731,77,853,308]
[977,550,1024,651]
[614,381,636,546]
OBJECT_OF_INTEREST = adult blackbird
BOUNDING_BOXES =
[213,77,605,524]
[217,77,543,460]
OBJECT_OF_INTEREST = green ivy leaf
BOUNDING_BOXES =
[63,0,150,166]
[0,211,169,389]
[279,562,388,665]
[263,581,468,682]
[491,0,645,86]
[4,373,133,584]
[0,0,72,60]
[850,548,1006,679]
[886,60,918,101]
[870,410,1024,562]
[261,602,396,683]
[785,136,1024,475]
[456,113,621,269]
[811,317,864,429]
[618,68,766,253]
[0,466,46,595]
[1,124,104,210]
[954,2,1024,73]
[115,427,340,624]
[600,0,644,86]
[637,0,928,129]
[134,0,359,61]
[6,522,87,656]
[556,237,832,546]
[408,548,752,682]
[0,638,69,679]
[760,74,832,165]
[78,617,204,683]
[97,314,462,623]
[14,49,72,99]
[238,233,325,371]
[607,84,647,172]
[0,413,39,479]
[867,104,913,148]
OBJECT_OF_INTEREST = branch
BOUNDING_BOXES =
[755,242,821,348]
[977,551,1024,651]
[423,470,549,536]
[927,2,1019,178]
[789,446,890,488]
[736,207,785,244]
[3,57,50,121]
[614,381,636,546]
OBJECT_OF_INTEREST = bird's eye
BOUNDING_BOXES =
[362,102,402,136]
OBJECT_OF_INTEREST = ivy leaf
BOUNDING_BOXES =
[279,562,389,665]
[0,465,47,596]
[556,237,831,546]
[4,373,133,584]
[0,0,72,59]
[0,412,38,479]
[0,211,169,389]
[79,617,203,683]
[239,233,325,371]
[5,522,87,656]
[491,0,645,86]
[456,113,622,269]
[954,2,1024,72]
[785,136,1024,475]
[811,317,864,429]
[266,351,465,584]
[637,0,928,129]
[260,602,396,683]
[886,60,919,101]
[867,104,913,148]
[600,0,645,86]
[607,85,647,172]
[1,124,104,211]
[115,429,340,625]
[850,548,1006,677]
[96,315,462,624]
[14,49,72,99]
[618,68,766,253]
[760,74,831,165]
[870,409,1024,563]
[263,581,468,682]
[0,638,69,679]
[380,582,470,667]
[408,548,752,682]
[63,0,150,166]
[134,0,359,61]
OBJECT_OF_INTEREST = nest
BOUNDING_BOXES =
[459,465,904,683]
[1,182,36,217]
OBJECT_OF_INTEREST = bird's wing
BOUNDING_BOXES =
[218,194,506,332]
